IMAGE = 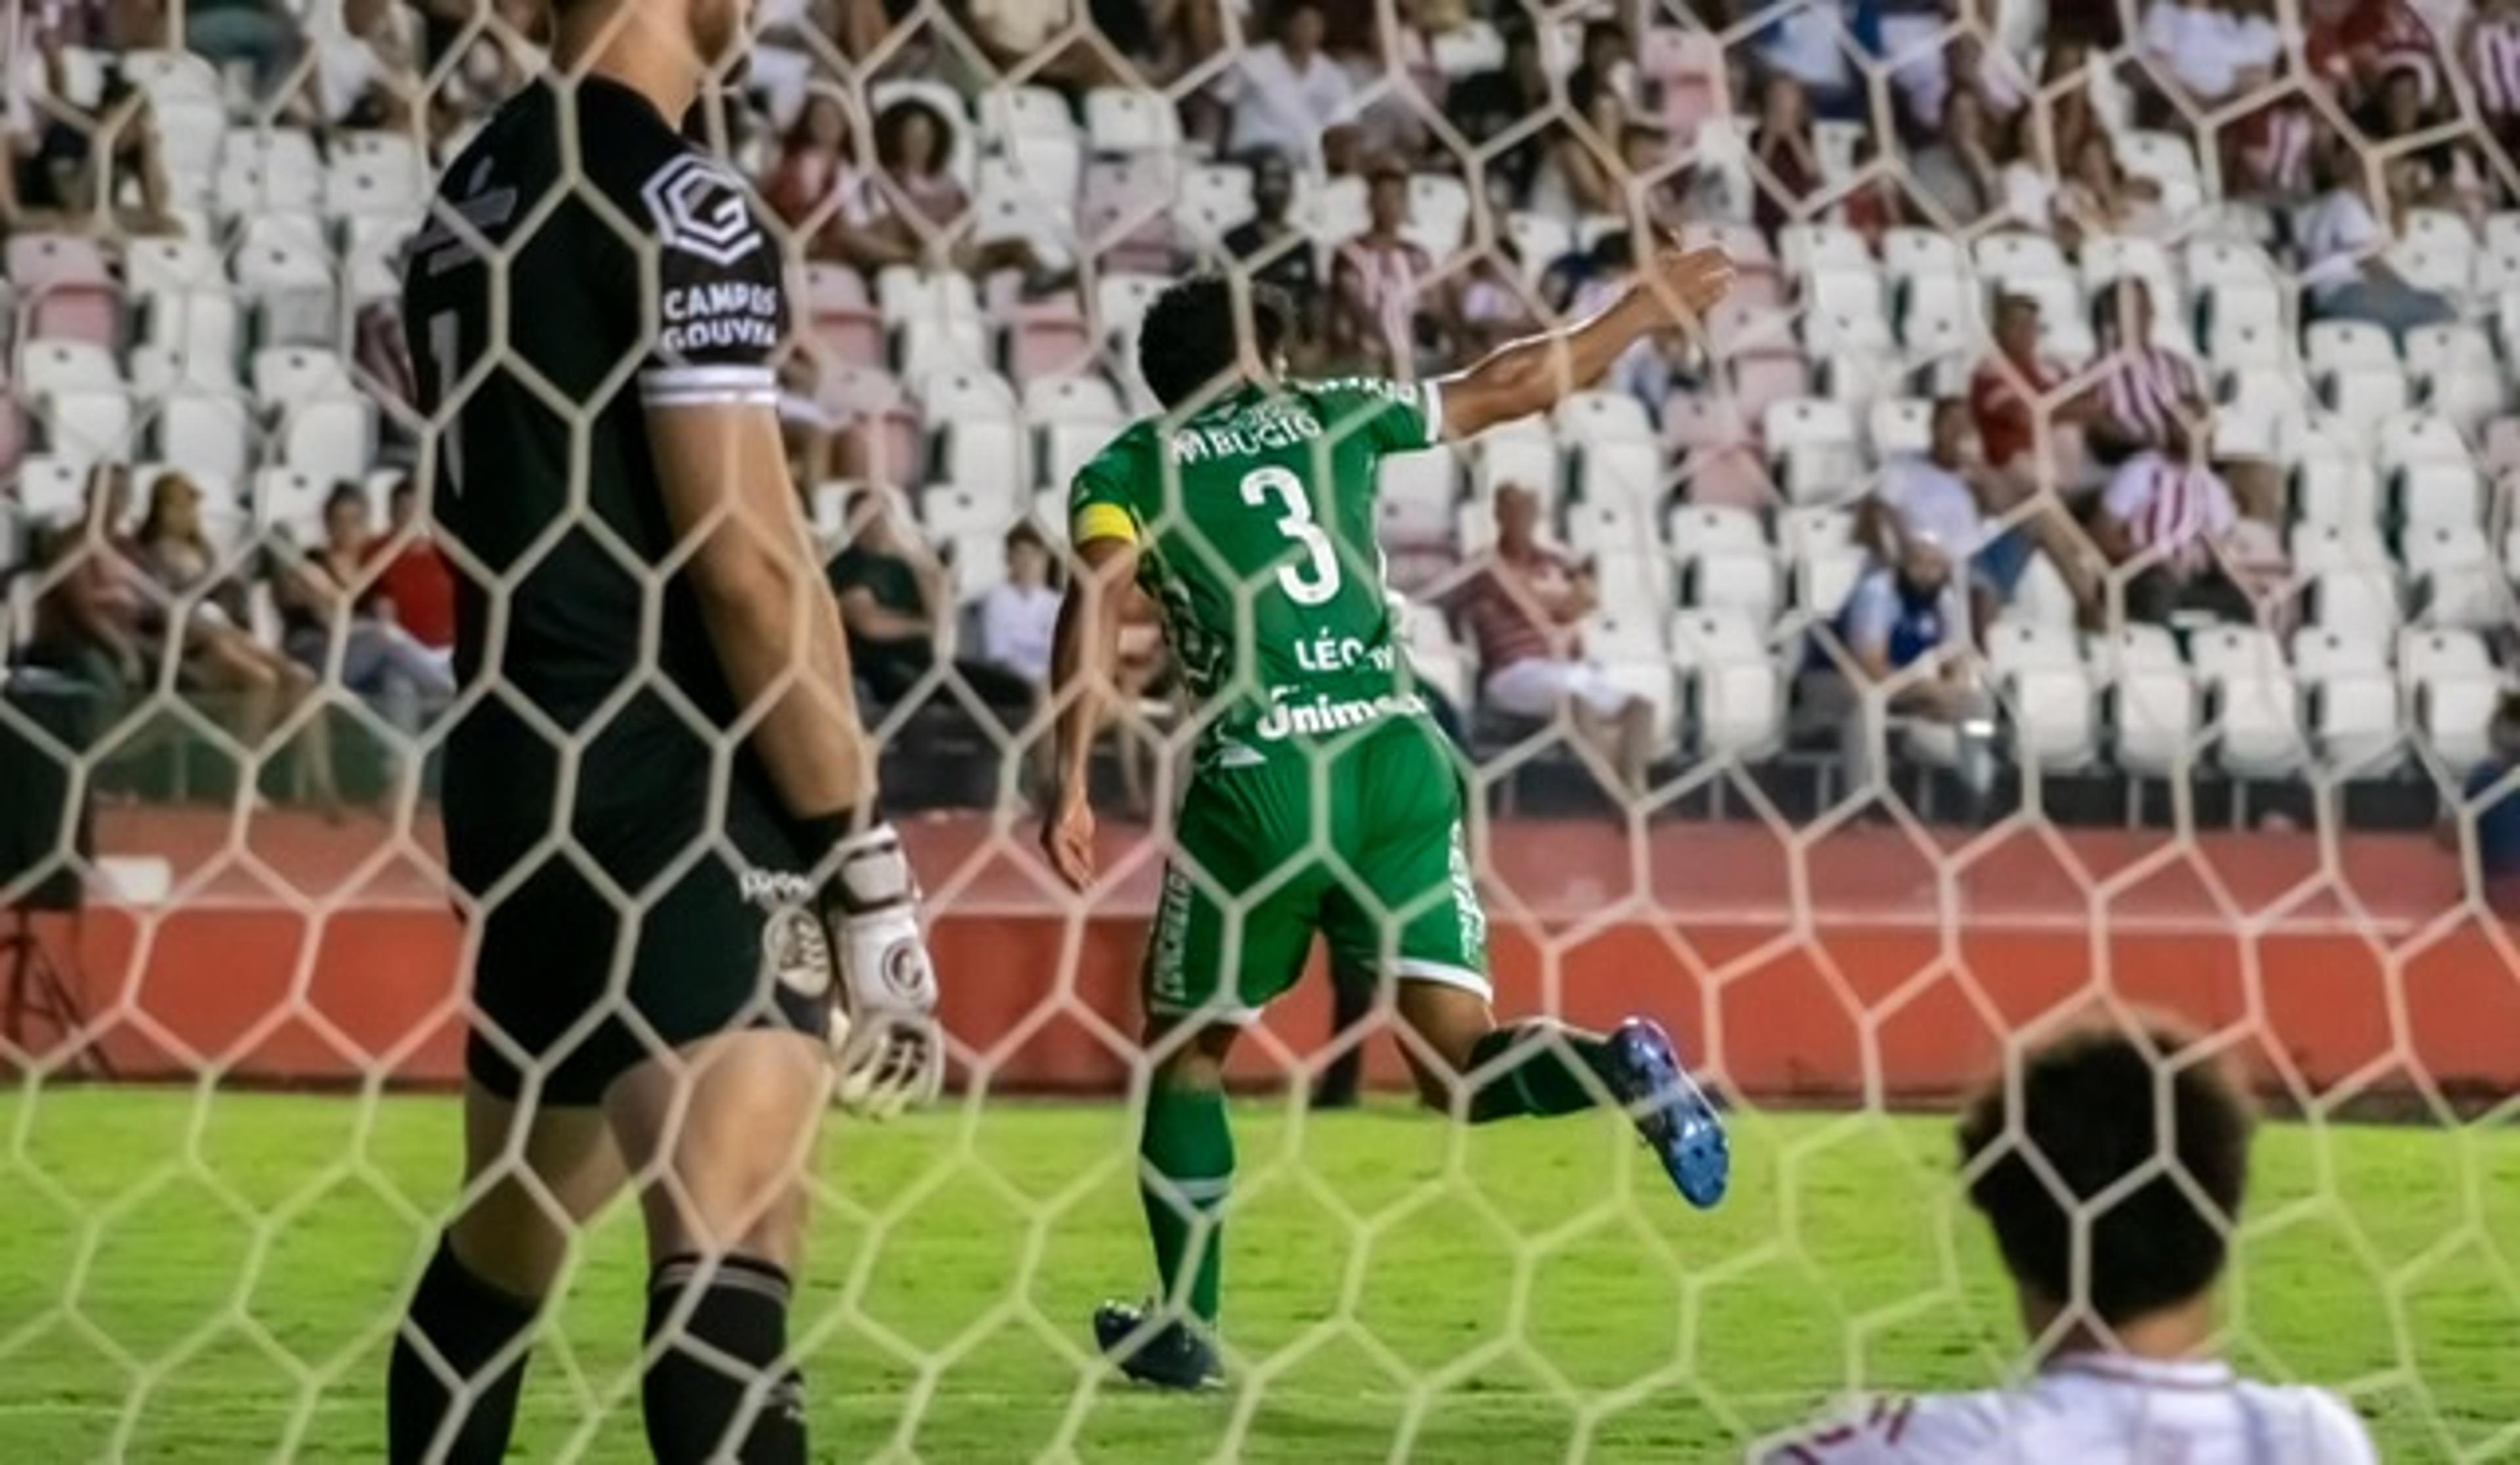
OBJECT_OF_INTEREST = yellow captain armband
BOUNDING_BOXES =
[1072,503,1139,546]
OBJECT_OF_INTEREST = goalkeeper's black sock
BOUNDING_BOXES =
[1465,1021,1619,1122]
[387,1236,539,1465]
[642,1253,807,1465]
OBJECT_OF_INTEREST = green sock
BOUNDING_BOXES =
[1465,1021,1618,1122]
[1139,1082,1233,1327]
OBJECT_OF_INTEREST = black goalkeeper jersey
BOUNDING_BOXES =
[404,75,798,885]
[402,74,790,734]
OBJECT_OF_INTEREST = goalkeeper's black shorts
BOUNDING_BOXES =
[441,700,833,1105]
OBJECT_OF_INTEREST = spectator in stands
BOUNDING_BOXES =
[858,98,973,263]
[977,522,1060,688]
[962,0,1122,92]
[1457,243,1539,359]
[1452,24,1553,205]
[2141,0,2283,109]
[2450,692,2520,917]
[1752,0,1865,119]
[1907,84,2006,229]
[18,52,175,234]
[1449,484,1656,793]
[1564,20,1639,121]
[1331,160,1447,376]
[1528,74,1626,224]
[364,477,455,654]
[2082,278,2210,463]
[1223,0,1355,169]
[760,90,862,245]
[1750,72,1822,238]
[2032,41,2107,175]
[2053,131,2165,242]
[1760,1017,2380,1463]
[1970,297,2104,615]
[2364,67,2488,219]
[1807,530,1988,794]
[828,488,1044,785]
[304,0,425,129]
[2296,130,2457,341]
[2093,448,2258,624]
[131,473,340,810]
[22,471,150,708]
[2468,0,2520,158]
[277,485,455,737]
[1222,152,1324,359]
[1861,398,2036,641]
[186,0,304,102]
[1620,120,1693,240]
[2224,95,2318,205]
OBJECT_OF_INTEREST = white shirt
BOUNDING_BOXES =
[978,581,1060,685]
[1880,454,1988,557]
[2293,188,2384,300]
[1759,1,1856,91]
[2143,0,2282,100]
[1757,1353,2378,1464]
[1225,44,1356,163]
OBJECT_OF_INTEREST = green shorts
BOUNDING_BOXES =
[1145,716,1490,1024]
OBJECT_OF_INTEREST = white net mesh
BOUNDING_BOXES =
[3,0,2519,1457]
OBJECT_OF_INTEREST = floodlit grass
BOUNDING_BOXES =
[3,1090,2515,1462]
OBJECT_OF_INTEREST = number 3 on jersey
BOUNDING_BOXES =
[1241,466,1340,606]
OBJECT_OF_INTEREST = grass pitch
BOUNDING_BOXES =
[1,1090,2515,1462]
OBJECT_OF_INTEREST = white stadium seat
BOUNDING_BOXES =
[2399,629,2504,768]
[2189,625,2307,777]
[2292,628,2401,775]
[1988,622,2099,770]
[2098,626,2200,776]
[1670,608,1786,755]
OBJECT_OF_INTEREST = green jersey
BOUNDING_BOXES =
[1070,377,1444,768]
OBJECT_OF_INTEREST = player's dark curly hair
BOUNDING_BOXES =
[1958,1017,2253,1326]
[1137,274,1293,411]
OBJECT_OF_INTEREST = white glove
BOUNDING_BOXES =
[818,822,944,1116]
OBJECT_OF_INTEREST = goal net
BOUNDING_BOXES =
[1,0,2517,1457]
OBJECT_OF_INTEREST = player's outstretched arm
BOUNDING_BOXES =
[649,402,873,821]
[1042,534,1140,891]
[1435,245,1735,440]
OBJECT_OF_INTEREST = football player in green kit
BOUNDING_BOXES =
[1043,245,1737,1388]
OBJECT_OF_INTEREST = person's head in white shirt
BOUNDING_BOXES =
[1925,396,1971,473]
[1004,520,1054,593]
[1275,0,1328,66]
[1962,1015,2252,1360]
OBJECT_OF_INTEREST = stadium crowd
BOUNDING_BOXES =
[1,0,2517,816]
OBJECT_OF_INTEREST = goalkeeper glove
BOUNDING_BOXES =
[812,820,942,1116]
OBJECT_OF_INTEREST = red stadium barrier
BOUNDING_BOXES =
[10,811,2519,1103]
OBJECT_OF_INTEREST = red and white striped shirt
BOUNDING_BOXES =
[2099,343,2206,449]
[2235,100,2315,193]
[2103,450,2240,573]
[2473,18,2520,116]
[1334,234,1436,379]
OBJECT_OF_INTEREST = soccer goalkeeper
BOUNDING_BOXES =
[1041,247,1738,1390]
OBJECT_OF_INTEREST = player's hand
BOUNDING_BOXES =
[1645,245,1736,323]
[1042,787,1097,892]
[818,823,945,1117]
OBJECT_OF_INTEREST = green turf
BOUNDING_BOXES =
[1,1090,2515,1462]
